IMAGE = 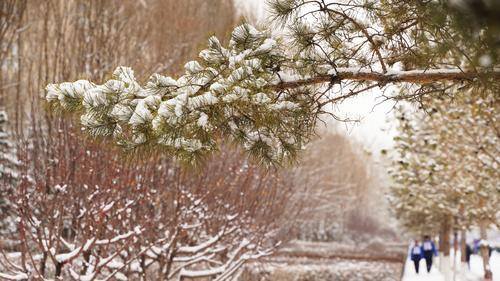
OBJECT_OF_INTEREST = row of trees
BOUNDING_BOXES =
[2,123,287,279]
[286,131,392,242]
[389,89,499,280]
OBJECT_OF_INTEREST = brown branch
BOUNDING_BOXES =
[325,8,388,73]
[272,68,500,90]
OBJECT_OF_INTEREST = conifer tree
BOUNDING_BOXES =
[389,89,499,280]
[388,109,445,234]
[0,109,20,246]
[445,0,500,41]
[44,0,500,165]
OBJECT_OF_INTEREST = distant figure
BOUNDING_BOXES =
[476,240,493,256]
[422,235,438,273]
[473,239,480,254]
[410,240,423,274]
[465,243,472,269]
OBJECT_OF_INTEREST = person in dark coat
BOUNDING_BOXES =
[422,235,438,273]
[410,240,423,274]
[465,243,472,269]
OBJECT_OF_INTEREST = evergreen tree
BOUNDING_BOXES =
[445,0,500,43]
[389,89,499,279]
[0,109,20,247]
[44,0,500,165]
[388,109,446,235]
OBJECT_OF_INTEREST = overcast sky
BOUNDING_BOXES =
[234,0,397,153]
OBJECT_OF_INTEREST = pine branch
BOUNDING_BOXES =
[272,68,500,90]
[44,25,316,165]
[43,21,500,165]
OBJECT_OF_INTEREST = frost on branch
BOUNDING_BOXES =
[46,24,317,165]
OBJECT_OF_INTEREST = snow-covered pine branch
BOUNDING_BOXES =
[46,24,316,165]
[45,21,500,164]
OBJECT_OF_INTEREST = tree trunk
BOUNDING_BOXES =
[460,230,466,263]
[453,231,458,281]
[55,262,63,279]
[81,251,90,275]
[164,249,176,280]
[439,222,451,257]
[140,254,147,281]
[479,222,492,281]
[158,256,165,279]
[439,219,452,281]
[460,229,468,274]
[40,252,47,277]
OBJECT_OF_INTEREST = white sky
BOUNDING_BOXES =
[234,0,398,153]
[328,91,397,152]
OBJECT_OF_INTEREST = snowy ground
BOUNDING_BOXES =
[237,240,405,281]
[402,251,500,281]
[239,257,402,281]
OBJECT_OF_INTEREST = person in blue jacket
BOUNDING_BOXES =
[422,235,438,273]
[410,239,423,274]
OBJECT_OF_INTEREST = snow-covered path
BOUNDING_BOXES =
[402,257,443,281]
[402,251,500,281]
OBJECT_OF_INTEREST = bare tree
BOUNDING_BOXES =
[283,131,390,242]
[1,119,288,280]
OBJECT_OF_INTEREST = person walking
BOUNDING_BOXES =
[410,239,423,274]
[465,243,472,269]
[422,235,438,273]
